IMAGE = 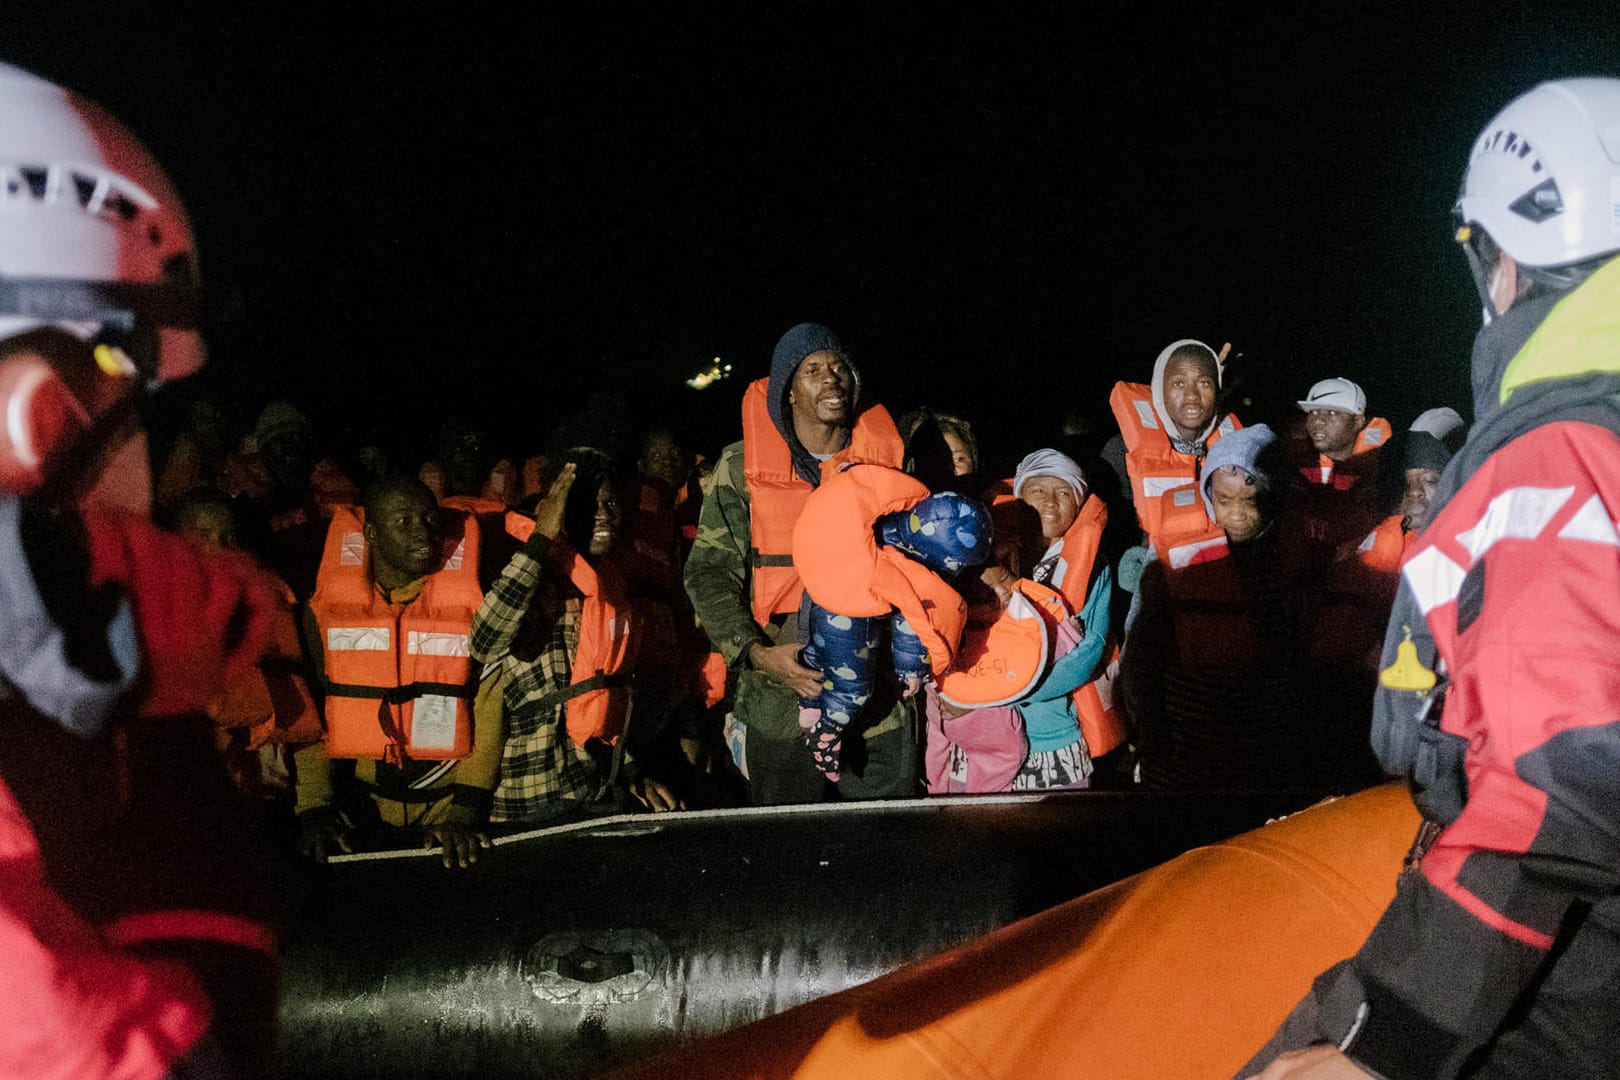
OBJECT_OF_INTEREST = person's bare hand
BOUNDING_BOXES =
[533,461,576,541]
[297,816,353,863]
[422,821,491,870]
[1248,1046,1372,1079]
[980,564,1017,608]
[630,777,683,813]
[749,641,824,699]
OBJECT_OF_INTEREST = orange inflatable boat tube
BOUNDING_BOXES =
[614,783,1419,1080]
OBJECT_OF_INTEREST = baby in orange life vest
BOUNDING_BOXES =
[791,464,991,781]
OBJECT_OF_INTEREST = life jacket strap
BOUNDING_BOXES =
[749,549,794,568]
[527,671,634,714]
[325,680,473,765]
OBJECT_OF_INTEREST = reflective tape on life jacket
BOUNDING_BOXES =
[792,463,968,676]
[1354,513,1410,575]
[1301,417,1392,488]
[938,580,1064,708]
[310,505,484,762]
[1152,484,1230,569]
[1109,381,1239,546]
[740,377,905,628]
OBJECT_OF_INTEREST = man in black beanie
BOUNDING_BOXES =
[1397,406,1464,535]
[685,323,916,804]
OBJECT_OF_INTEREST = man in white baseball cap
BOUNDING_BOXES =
[1296,377,1390,486]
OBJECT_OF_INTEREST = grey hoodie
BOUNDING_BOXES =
[1150,338,1228,452]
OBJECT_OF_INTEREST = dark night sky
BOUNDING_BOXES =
[5,3,1619,471]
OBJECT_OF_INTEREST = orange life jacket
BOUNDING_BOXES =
[939,579,1067,707]
[503,512,639,746]
[1300,417,1391,489]
[1037,495,1127,757]
[420,458,519,508]
[1109,380,1240,548]
[791,463,968,677]
[437,491,501,512]
[310,506,484,763]
[1152,485,1230,569]
[740,377,905,628]
[1353,513,1411,575]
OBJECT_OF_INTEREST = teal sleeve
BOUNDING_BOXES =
[1021,566,1113,705]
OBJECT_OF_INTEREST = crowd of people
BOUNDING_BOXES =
[133,314,1463,865]
[6,54,1620,1080]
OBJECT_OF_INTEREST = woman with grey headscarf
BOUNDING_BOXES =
[999,449,1125,787]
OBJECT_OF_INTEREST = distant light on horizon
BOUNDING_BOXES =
[686,357,734,390]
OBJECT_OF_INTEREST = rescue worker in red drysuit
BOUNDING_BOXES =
[0,62,280,1079]
[1244,77,1620,1080]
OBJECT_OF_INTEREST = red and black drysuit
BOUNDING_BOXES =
[1244,270,1620,1079]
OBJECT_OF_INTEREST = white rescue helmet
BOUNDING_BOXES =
[0,61,203,494]
[1455,78,1620,272]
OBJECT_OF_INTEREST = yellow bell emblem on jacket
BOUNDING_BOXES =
[1380,626,1437,692]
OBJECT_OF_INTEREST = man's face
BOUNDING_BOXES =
[1400,467,1443,532]
[1162,356,1218,440]
[588,480,621,558]
[639,432,688,489]
[1021,475,1080,541]
[1209,466,1267,544]
[789,350,853,428]
[439,422,493,496]
[1303,408,1364,460]
[365,487,443,583]
[943,431,974,477]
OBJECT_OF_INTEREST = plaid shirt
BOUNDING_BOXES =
[470,537,603,822]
